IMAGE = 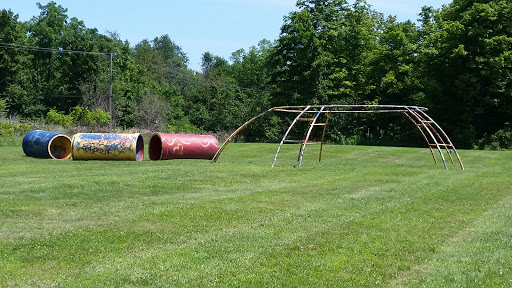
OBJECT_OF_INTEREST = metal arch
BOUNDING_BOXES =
[415,109,464,170]
[272,106,311,167]
[411,109,455,164]
[211,105,464,170]
[401,111,438,164]
[318,111,332,162]
[297,106,326,168]
[404,107,448,170]
[211,107,276,163]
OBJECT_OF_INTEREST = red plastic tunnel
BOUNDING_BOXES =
[149,133,219,160]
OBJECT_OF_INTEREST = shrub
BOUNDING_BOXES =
[89,109,110,126]
[14,123,35,134]
[0,120,34,147]
[70,106,110,127]
[0,98,7,117]
[167,116,202,134]
[46,106,110,128]
[0,121,14,136]
[46,109,73,127]
[477,123,512,150]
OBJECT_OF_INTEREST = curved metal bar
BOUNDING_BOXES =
[272,106,311,167]
[211,108,275,163]
[211,105,462,170]
[416,109,464,170]
[401,111,437,164]
[298,106,325,168]
[409,109,454,164]
[406,107,448,170]
[274,109,414,113]
[319,112,332,162]
[273,105,429,111]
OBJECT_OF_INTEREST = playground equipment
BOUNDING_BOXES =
[149,133,219,160]
[211,105,464,170]
[22,130,72,159]
[71,133,144,161]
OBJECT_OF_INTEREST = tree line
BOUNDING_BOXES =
[0,0,511,149]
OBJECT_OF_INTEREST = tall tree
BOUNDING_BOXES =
[133,39,167,83]
[269,0,391,143]
[269,0,382,106]
[229,40,281,141]
[152,35,188,70]
[27,1,69,111]
[59,18,108,97]
[364,17,425,145]
[0,10,25,94]
[419,0,512,148]
[0,9,34,116]
[269,2,342,105]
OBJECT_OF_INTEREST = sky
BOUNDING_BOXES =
[3,0,450,72]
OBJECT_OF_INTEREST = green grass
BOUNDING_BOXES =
[1,143,511,287]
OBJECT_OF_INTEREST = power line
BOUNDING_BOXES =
[53,95,87,98]
[0,42,116,121]
[0,42,271,95]
[0,42,117,56]
[209,81,272,94]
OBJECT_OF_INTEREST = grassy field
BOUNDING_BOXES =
[1,142,511,287]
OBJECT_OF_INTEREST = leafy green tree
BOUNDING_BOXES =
[134,39,167,83]
[362,17,426,145]
[26,2,69,111]
[59,18,109,95]
[369,18,421,104]
[46,105,109,128]
[0,9,35,116]
[269,0,382,105]
[419,0,512,148]
[130,36,196,131]
[22,2,115,117]
[269,6,330,105]
[152,34,189,83]
[0,10,25,93]
[229,40,281,141]
[269,0,392,143]
[186,50,273,135]
[334,0,382,104]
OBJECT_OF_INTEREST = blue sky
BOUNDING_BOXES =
[3,0,449,72]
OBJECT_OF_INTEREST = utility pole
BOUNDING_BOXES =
[109,53,113,127]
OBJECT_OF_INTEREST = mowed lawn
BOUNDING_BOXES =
[1,143,511,287]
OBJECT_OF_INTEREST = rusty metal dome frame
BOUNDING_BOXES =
[211,105,464,170]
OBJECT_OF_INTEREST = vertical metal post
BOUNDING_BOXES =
[109,53,113,127]
[298,106,324,168]
[318,111,331,162]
